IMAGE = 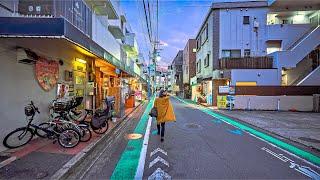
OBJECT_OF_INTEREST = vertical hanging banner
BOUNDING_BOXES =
[35,58,59,91]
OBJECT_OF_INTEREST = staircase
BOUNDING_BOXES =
[297,65,320,85]
[286,26,317,50]
[273,25,320,68]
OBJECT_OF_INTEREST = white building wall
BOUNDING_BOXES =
[196,13,213,79]
[266,24,312,50]
[92,14,121,60]
[230,69,280,85]
[219,7,268,57]
[234,96,313,111]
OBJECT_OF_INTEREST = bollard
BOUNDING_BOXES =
[277,99,280,111]
[247,98,251,110]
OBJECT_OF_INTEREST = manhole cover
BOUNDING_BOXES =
[127,133,143,140]
[184,123,201,129]
[298,137,320,143]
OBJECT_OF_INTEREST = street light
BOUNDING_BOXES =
[156,55,161,62]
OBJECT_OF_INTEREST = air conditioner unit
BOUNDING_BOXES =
[17,48,38,65]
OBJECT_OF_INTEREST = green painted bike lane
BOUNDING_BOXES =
[174,96,320,167]
[110,96,155,180]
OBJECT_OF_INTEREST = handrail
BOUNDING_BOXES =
[287,25,320,51]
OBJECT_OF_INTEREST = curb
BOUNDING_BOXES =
[213,109,320,154]
[50,101,145,180]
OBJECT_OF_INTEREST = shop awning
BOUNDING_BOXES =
[0,17,141,79]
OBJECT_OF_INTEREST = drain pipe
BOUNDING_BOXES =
[247,98,251,111]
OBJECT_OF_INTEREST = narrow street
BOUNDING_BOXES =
[75,97,320,179]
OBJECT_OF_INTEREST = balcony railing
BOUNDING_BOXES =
[219,57,273,69]
[10,0,92,37]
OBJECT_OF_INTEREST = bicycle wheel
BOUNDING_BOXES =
[58,128,80,148]
[3,127,34,148]
[92,121,109,134]
[79,126,92,142]
[35,122,52,138]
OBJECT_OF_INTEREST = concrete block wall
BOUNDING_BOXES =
[234,95,314,111]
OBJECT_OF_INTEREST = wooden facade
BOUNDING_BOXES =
[227,86,320,96]
[219,56,273,69]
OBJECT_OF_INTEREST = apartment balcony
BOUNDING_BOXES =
[219,57,274,69]
[84,0,118,19]
[108,19,124,39]
[123,33,138,56]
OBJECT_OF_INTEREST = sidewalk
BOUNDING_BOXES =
[0,102,145,179]
[211,108,320,151]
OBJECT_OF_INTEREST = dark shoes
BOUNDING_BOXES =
[161,138,164,142]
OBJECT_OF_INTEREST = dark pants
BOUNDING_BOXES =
[157,123,165,137]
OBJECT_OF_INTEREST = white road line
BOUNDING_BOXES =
[149,156,169,168]
[176,97,320,169]
[135,117,153,180]
[0,156,16,169]
[150,148,168,157]
[148,168,171,180]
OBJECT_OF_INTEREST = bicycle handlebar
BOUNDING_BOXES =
[30,101,40,114]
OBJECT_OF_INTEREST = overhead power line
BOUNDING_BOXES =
[142,0,152,43]
[147,0,153,42]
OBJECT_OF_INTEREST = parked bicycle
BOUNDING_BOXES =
[91,96,115,134]
[46,97,92,142]
[3,101,81,149]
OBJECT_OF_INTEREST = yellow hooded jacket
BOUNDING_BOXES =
[154,96,176,124]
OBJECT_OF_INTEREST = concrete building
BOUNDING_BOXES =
[194,0,320,106]
[182,39,197,99]
[0,0,147,152]
[171,50,184,97]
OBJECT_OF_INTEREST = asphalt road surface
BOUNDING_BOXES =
[79,97,320,179]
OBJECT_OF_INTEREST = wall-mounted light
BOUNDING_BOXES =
[76,58,86,64]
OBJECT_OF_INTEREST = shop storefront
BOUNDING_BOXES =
[0,38,97,151]
[191,77,212,106]
[94,59,123,117]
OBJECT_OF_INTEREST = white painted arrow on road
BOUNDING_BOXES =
[149,156,169,168]
[150,148,168,157]
[148,168,171,180]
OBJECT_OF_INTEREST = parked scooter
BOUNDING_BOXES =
[91,96,115,134]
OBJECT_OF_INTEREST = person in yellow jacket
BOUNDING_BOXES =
[153,89,176,142]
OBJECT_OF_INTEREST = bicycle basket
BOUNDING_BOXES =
[53,102,68,113]
[24,105,35,116]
